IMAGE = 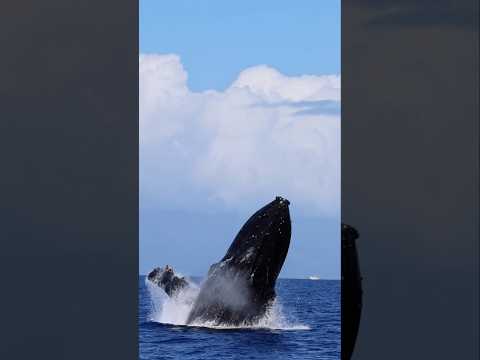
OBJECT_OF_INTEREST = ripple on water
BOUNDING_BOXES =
[139,277,340,360]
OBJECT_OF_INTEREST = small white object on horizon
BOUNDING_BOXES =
[308,275,321,280]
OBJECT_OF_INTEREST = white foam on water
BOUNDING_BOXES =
[145,277,310,331]
[189,300,310,331]
[146,277,200,325]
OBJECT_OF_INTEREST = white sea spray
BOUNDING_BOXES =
[145,276,310,331]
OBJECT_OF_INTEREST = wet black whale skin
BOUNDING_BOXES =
[186,197,292,326]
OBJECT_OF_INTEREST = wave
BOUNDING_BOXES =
[145,277,310,331]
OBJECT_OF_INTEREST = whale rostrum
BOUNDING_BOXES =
[147,196,292,326]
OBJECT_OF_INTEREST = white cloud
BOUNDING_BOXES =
[140,54,340,217]
[232,65,340,102]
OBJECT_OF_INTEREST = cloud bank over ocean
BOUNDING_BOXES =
[140,54,340,217]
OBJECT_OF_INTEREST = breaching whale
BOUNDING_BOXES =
[185,196,291,325]
[146,196,291,326]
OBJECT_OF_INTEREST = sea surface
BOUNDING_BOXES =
[139,276,340,360]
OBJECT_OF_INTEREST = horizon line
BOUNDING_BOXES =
[138,274,340,281]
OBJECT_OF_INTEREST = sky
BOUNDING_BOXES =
[140,0,341,279]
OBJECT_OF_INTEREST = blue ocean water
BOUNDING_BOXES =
[139,276,340,360]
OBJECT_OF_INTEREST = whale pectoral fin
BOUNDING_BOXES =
[146,265,190,297]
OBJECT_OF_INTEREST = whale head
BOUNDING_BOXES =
[198,197,291,309]
[219,196,291,298]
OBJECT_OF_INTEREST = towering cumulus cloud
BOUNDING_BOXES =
[140,54,340,216]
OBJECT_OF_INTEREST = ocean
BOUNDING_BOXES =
[139,276,340,360]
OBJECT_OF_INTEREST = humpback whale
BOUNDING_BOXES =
[186,196,291,326]
[147,196,291,325]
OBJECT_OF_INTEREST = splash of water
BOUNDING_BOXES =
[146,276,199,325]
[145,277,310,331]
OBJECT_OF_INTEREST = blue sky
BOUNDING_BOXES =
[140,0,340,91]
[140,0,341,279]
